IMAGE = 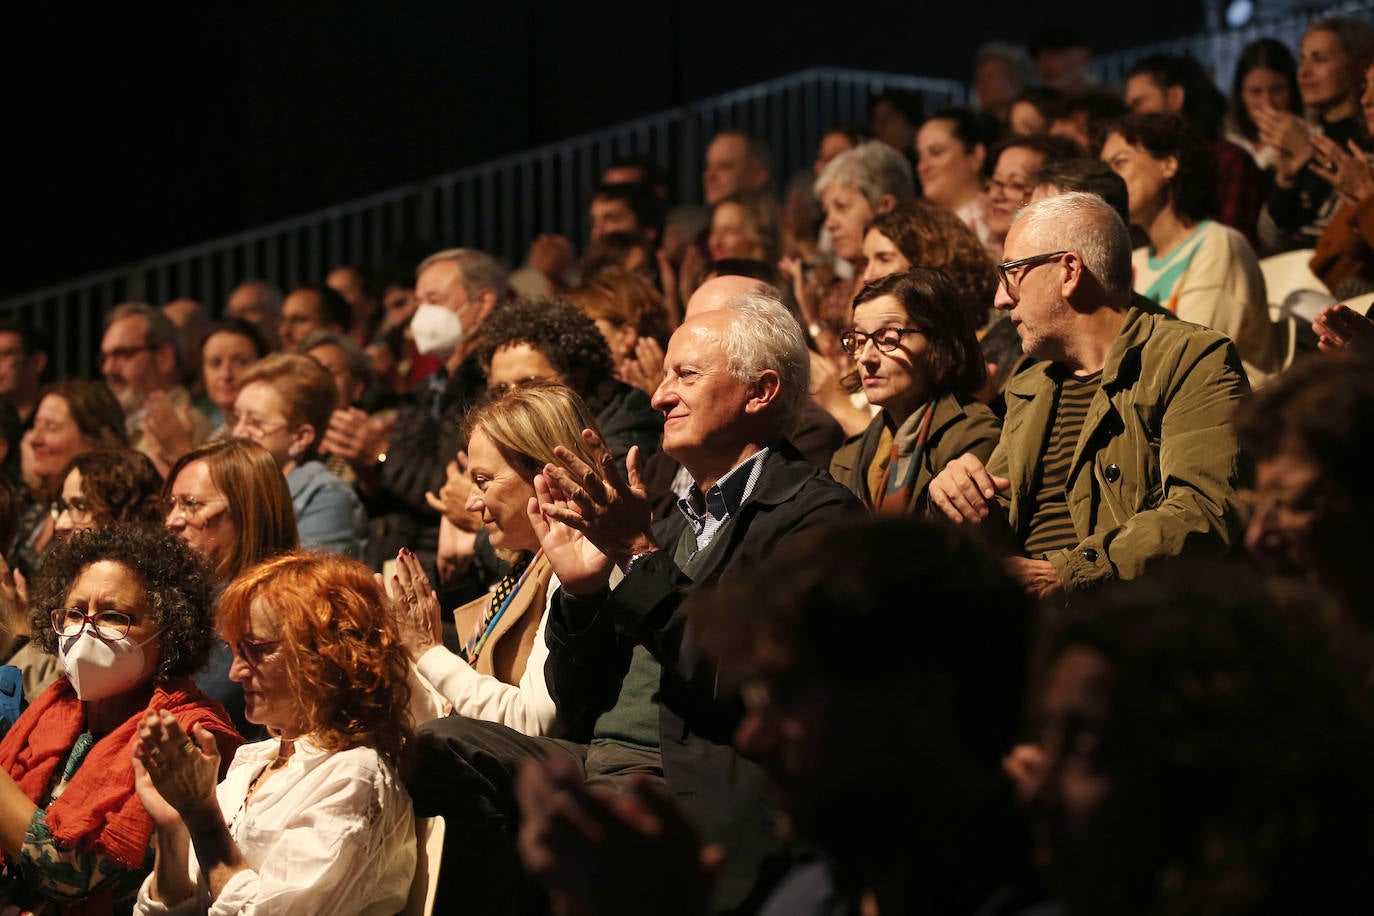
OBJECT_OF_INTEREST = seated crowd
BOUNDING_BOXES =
[0,16,1373,915]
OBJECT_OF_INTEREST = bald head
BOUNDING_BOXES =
[685,275,769,319]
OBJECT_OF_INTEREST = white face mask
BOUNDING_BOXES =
[410,303,466,357]
[60,628,158,702]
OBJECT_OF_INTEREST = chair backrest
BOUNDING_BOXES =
[1340,291,1374,315]
[1259,249,1325,316]
[399,815,445,916]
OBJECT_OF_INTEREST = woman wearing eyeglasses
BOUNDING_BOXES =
[830,269,1001,514]
[164,439,298,737]
[0,525,242,914]
[131,551,416,916]
[231,353,367,557]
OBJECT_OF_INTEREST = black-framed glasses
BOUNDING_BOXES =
[996,250,1071,297]
[237,637,283,671]
[53,497,93,521]
[51,607,138,640]
[839,327,924,355]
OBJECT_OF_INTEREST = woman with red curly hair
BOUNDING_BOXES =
[129,552,417,915]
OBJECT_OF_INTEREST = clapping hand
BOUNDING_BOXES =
[384,548,443,659]
[1309,135,1374,206]
[538,432,656,567]
[132,710,221,828]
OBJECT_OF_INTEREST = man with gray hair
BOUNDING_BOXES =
[929,192,1247,598]
[100,301,211,474]
[323,246,507,576]
[408,290,862,914]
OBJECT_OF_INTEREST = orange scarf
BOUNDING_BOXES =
[0,677,242,873]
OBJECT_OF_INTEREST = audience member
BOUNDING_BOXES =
[590,181,667,248]
[54,449,164,538]
[1257,16,1374,253]
[1008,87,1066,136]
[1308,47,1374,300]
[929,192,1247,598]
[101,302,212,475]
[1102,113,1278,383]
[1234,350,1374,618]
[706,190,781,265]
[1031,157,1132,223]
[277,284,351,353]
[1225,38,1303,171]
[702,130,772,206]
[985,134,1085,259]
[197,317,270,435]
[1124,52,1265,244]
[0,322,47,429]
[830,270,1000,514]
[326,248,505,579]
[973,42,1035,126]
[0,526,242,913]
[224,280,283,351]
[163,438,299,735]
[233,353,367,556]
[917,108,994,252]
[132,551,416,915]
[326,262,382,348]
[13,381,127,577]
[867,88,924,171]
[391,384,609,736]
[1049,90,1129,150]
[1030,567,1374,915]
[566,267,672,391]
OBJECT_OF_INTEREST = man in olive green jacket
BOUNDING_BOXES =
[930,192,1248,598]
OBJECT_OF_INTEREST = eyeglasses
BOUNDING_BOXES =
[996,250,1071,298]
[166,494,227,522]
[237,637,282,671]
[100,344,154,364]
[987,176,1032,200]
[53,497,93,521]
[232,413,289,438]
[839,327,924,355]
[51,607,140,640]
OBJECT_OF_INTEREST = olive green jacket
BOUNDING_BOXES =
[989,306,1249,591]
[830,391,1002,514]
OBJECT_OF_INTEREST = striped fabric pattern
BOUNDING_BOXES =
[1023,370,1102,557]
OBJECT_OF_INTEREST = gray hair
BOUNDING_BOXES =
[813,141,916,210]
[106,301,184,372]
[416,247,509,302]
[299,329,371,380]
[718,292,809,438]
[1010,192,1132,305]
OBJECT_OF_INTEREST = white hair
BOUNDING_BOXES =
[1011,192,1133,304]
[813,141,916,210]
[718,292,809,438]
[416,247,509,301]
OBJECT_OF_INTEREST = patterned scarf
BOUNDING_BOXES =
[461,550,537,665]
[875,401,935,514]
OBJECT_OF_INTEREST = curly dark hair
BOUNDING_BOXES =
[1101,112,1217,224]
[65,449,166,527]
[1034,564,1374,916]
[851,268,988,398]
[477,297,614,399]
[28,525,216,679]
[218,551,413,767]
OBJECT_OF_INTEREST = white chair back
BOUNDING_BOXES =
[399,815,445,916]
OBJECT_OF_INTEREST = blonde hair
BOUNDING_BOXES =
[462,382,606,480]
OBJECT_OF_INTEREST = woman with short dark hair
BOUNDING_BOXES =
[830,269,1001,514]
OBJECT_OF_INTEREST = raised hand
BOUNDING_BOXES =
[1309,135,1374,206]
[425,453,481,532]
[1314,303,1374,353]
[134,711,221,822]
[527,474,613,596]
[621,338,666,397]
[322,407,386,471]
[539,431,656,566]
[388,548,443,658]
[928,452,1012,524]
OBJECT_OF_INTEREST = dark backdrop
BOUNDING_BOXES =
[1,1,1202,299]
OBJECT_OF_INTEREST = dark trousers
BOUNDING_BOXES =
[410,715,664,916]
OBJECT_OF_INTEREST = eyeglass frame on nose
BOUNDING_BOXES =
[996,250,1071,298]
[50,607,141,640]
[236,637,283,671]
[166,494,228,522]
[232,412,289,438]
[839,327,924,355]
[100,344,155,364]
[52,496,94,521]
